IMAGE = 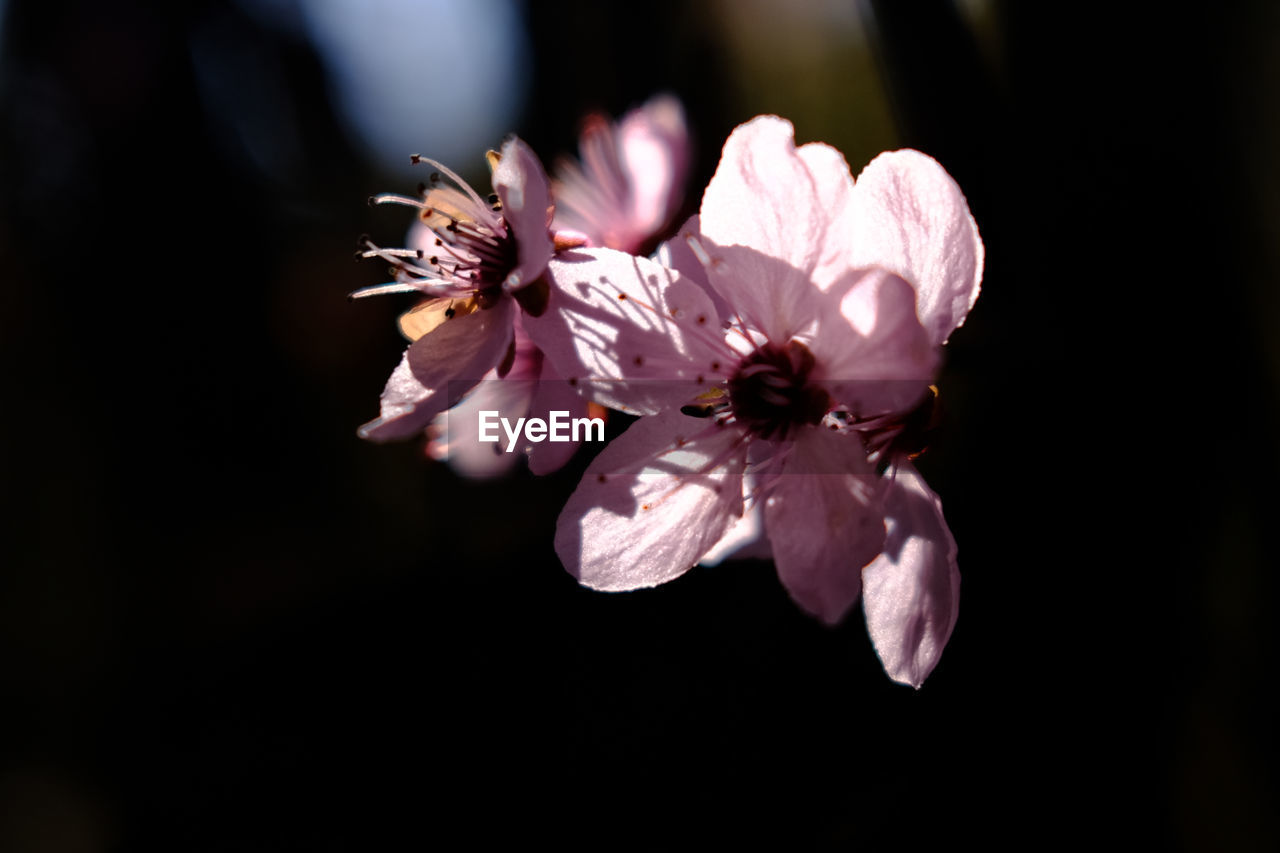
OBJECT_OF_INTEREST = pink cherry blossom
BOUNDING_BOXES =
[528,244,931,617]
[551,94,690,255]
[697,122,982,687]
[354,136,555,442]
[529,116,982,686]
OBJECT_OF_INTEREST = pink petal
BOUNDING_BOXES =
[764,427,887,625]
[848,150,983,346]
[556,408,747,591]
[492,136,554,292]
[809,267,938,418]
[426,322,542,478]
[428,370,531,478]
[551,96,690,254]
[549,117,630,249]
[862,461,960,689]
[795,141,858,290]
[654,214,734,324]
[617,94,689,243]
[698,116,857,341]
[359,298,516,442]
[654,214,709,288]
[698,476,772,565]
[525,247,727,415]
[425,319,589,478]
[524,353,590,477]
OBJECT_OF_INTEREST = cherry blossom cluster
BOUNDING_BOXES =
[353,97,983,687]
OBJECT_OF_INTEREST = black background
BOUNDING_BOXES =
[2,1,1277,849]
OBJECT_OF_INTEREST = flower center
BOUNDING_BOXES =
[417,182,519,301]
[726,341,831,441]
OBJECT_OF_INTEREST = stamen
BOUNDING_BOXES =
[348,281,434,299]
[408,154,504,233]
[370,192,429,210]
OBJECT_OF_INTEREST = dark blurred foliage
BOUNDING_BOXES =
[1,0,1277,849]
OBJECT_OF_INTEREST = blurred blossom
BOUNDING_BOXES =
[551,95,691,256]
[291,0,530,179]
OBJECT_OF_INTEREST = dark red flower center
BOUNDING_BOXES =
[726,341,831,441]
